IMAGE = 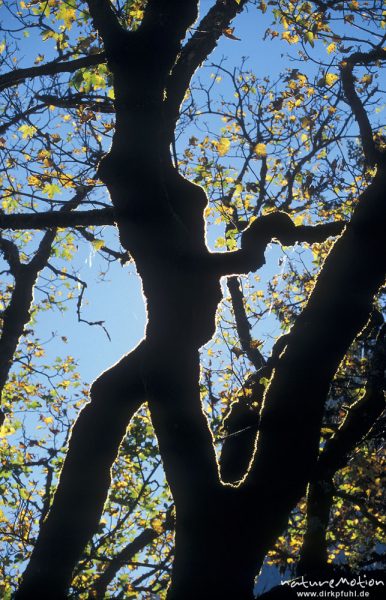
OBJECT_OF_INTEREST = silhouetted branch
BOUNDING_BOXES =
[0,53,105,91]
[91,508,174,599]
[16,342,148,599]
[242,164,386,570]
[0,208,115,230]
[0,229,56,426]
[46,263,111,340]
[165,0,249,126]
[215,213,345,276]
[35,93,115,113]
[298,317,385,575]
[0,234,21,275]
[227,276,265,370]
[87,0,127,55]
[0,188,89,426]
[341,47,386,165]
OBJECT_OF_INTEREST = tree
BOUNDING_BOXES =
[0,1,385,598]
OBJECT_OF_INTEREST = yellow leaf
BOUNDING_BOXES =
[325,73,339,86]
[57,5,76,29]
[151,518,164,534]
[91,239,104,251]
[18,124,37,139]
[361,74,373,85]
[217,137,231,156]
[326,42,336,54]
[0,423,16,436]
[282,31,300,44]
[253,143,267,157]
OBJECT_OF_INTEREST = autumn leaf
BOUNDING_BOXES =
[253,143,267,157]
[231,347,244,358]
[223,27,241,41]
[91,239,105,251]
[217,137,231,156]
[18,124,37,139]
[325,73,339,86]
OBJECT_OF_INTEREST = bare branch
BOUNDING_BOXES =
[34,93,115,114]
[341,47,386,165]
[165,0,249,126]
[86,0,127,55]
[46,263,112,340]
[0,208,115,230]
[214,213,345,276]
[0,234,21,275]
[227,276,265,370]
[91,508,174,600]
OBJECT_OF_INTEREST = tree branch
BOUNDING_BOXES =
[341,47,386,165]
[34,93,115,114]
[0,230,55,426]
[0,188,89,425]
[92,529,159,599]
[241,164,386,569]
[165,0,249,127]
[0,53,105,91]
[298,317,385,575]
[91,509,173,600]
[16,343,148,599]
[317,323,386,477]
[86,0,127,56]
[0,234,21,275]
[0,207,115,230]
[227,276,265,370]
[214,213,345,276]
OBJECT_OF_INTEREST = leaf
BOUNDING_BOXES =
[304,31,314,47]
[42,183,61,199]
[91,239,105,251]
[18,125,37,139]
[282,32,300,44]
[253,143,267,157]
[231,347,244,358]
[325,73,339,86]
[217,137,231,156]
[57,4,76,29]
[326,43,336,54]
[223,27,241,41]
